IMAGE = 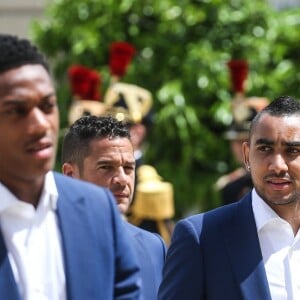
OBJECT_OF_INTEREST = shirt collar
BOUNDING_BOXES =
[44,171,58,210]
[134,149,143,160]
[252,188,285,232]
[0,171,58,214]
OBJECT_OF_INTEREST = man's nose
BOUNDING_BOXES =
[269,154,288,174]
[28,107,50,133]
[113,168,128,185]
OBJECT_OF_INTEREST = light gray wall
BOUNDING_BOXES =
[268,0,300,10]
[0,0,47,39]
[1,0,299,40]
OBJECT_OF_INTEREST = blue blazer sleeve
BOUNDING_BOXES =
[54,173,142,300]
[158,215,205,300]
[125,223,167,300]
[158,194,271,300]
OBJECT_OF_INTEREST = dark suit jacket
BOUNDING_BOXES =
[125,222,166,300]
[221,172,253,205]
[158,193,272,300]
[0,172,141,300]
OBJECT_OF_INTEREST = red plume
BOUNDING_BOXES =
[68,65,101,100]
[227,60,248,94]
[109,42,136,78]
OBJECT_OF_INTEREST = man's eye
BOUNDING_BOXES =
[125,166,135,172]
[7,107,28,116]
[257,146,271,152]
[288,148,300,154]
[39,101,56,113]
[100,165,112,170]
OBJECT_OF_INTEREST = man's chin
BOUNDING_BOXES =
[117,202,129,215]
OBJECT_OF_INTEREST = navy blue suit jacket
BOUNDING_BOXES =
[125,222,166,300]
[0,172,141,300]
[158,193,272,300]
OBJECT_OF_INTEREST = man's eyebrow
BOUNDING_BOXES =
[285,141,300,147]
[42,92,57,99]
[1,93,56,105]
[1,99,26,105]
[255,138,300,147]
[96,160,136,166]
[255,138,273,145]
[96,159,113,164]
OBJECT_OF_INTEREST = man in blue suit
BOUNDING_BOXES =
[0,34,141,299]
[158,95,300,299]
[62,115,167,300]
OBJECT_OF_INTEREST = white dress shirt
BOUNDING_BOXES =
[0,171,66,300]
[252,189,300,300]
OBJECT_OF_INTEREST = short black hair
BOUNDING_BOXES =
[62,115,131,168]
[0,34,49,74]
[250,95,300,136]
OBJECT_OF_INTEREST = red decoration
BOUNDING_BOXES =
[109,42,136,77]
[227,60,248,94]
[68,65,101,100]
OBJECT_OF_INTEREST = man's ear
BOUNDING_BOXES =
[62,163,75,177]
[242,141,250,170]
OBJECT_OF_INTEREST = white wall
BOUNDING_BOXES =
[0,0,47,39]
[0,0,299,40]
[268,0,300,10]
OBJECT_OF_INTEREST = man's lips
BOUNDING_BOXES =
[28,142,51,152]
[265,177,291,190]
[113,193,129,199]
[26,140,54,159]
[265,175,291,184]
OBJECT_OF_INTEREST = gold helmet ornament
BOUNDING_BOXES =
[68,100,106,126]
[67,42,153,127]
[129,165,175,244]
[104,41,153,126]
[104,82,153,124]
[130,165,175,221]
[225,59,269,140]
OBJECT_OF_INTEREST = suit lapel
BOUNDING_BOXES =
[56,179,102,300]
[222,195,272,300]
[134,230,157,280]
[0,230,21,300]
[129,227,158,299]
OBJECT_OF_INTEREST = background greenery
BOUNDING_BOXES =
[31,0,300,218]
